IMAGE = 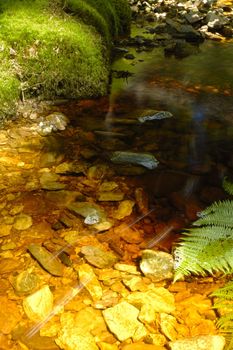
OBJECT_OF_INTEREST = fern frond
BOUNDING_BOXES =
[212,281,233,300]
[174,226,233,281]
[212,281,233,350]
[194,208,233,227]
[196,200,233,220]
[223,177,233,195]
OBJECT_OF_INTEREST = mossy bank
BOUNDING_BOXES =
[0,0,131,120]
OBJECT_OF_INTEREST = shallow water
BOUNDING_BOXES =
[0,37,233,349]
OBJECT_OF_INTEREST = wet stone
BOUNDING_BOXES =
[97,191,125,201]
[0,297,22,334]
[0,224,12,237]
[12,271,39,294]
[113,200,135,220]
[23,285,54,322]
[1,242,16,250]
[55,161,86,175]
[13,213,33,230]
[111,151,159,170]
[56,311,100,350]
[126,287,176,317]
[40,172,66,190]
[122,344,166,350]
[80,246,118,268]
[99,181,119,192]
[28,243,64,276]
[20,332,60,350]
[0,258,23,274]
[102,301,147,342]
[77,264,103,301]
[159,313,178,341]
[37,112,69,135]
[138,110,173,123]
[140,250,174,282]
[67,202,106,224]
[169,335,225,350]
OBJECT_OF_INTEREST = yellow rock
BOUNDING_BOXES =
[23,285,54,322]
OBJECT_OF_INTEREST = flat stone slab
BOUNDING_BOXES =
[28,244,64,276]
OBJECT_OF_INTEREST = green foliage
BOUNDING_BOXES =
[223,177,233,196]
[174,224,233,281]
[174,179,233,281]
[174,178,233,347]
[212,281,233,350]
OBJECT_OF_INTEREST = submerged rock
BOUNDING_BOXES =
[13,214,33,230]
[0,297,22,334]
[28,244,64,276]
[23,285,54,322]
[138,110,173,123]
[102,301,147,341]
[55,161,86,175]
[111,151,159,169]
[97,191,125,201]
[37,113,69,136]
[40,172,66,190]
[113,199,135,220]
[169,335,225,350]
[67,201,106,225]
[12,271,39,294]
[80,246,118,268]
[140,250,174,282]
[77,264,103,301]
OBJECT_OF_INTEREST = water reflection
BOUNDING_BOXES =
[107,41,233,175]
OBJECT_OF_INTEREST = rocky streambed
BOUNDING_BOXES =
[0,96,230,350]
[0,0,233,349]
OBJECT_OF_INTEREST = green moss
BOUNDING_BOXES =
[64,0,131,41]
[0,0,131,120]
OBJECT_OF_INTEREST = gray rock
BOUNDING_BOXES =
[140,250,174,282]
[138,110,173,123]
[80,246,118,268]
[67,202,106,225]
[166,18,204,42]
[206,11,229,30]
[184,10,204,24]
[111,151,159,169]
[37,112,69,136]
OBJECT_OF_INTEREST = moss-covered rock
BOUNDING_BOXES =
[0,0,131,120]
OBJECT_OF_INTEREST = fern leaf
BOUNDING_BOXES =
[174,226,233,280]
[194,208,233,227]
[223,177,233,195]
[196,200,233,220]
[212,281,233,350]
